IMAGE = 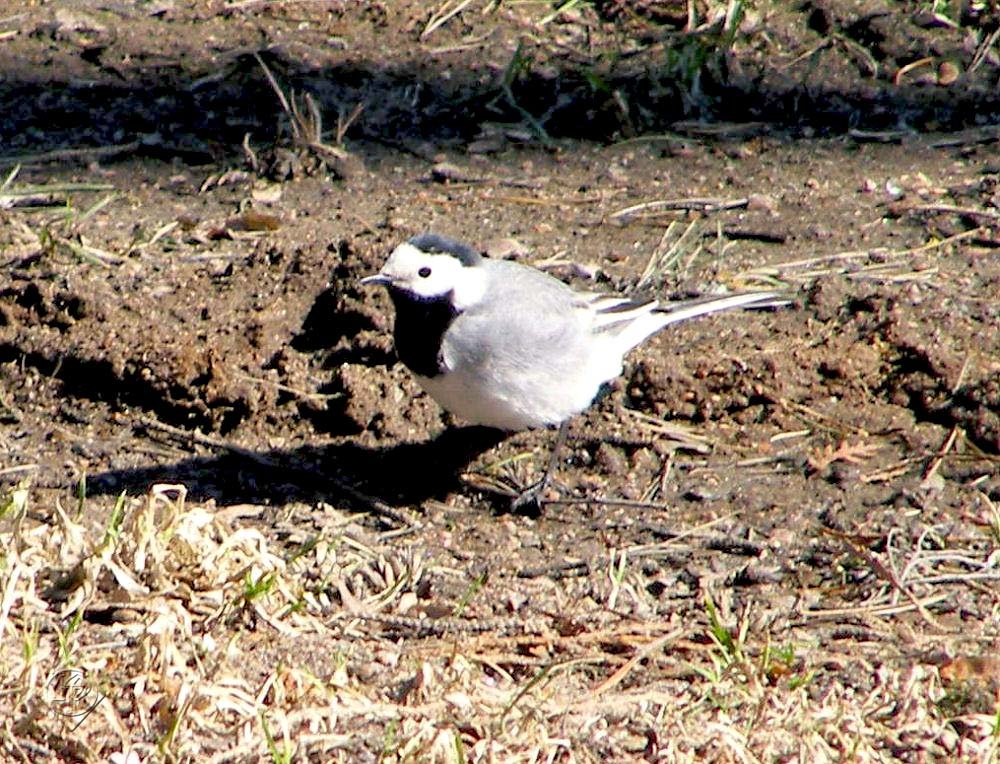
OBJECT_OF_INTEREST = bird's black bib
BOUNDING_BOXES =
[388,287,458,378]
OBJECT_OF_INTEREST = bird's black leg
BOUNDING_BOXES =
[511,420,569,514]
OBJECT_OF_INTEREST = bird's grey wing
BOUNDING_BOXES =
[442,259,590,371]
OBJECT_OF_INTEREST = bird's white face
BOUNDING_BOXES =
[362,241,488,310]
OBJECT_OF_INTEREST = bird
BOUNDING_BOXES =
[360,232,784,509]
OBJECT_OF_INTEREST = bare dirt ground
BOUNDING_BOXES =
[2,1,1000,762]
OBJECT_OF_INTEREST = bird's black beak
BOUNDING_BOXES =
[359,273,391,287]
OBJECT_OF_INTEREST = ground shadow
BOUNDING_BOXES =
[2,10,1000,164]
[85,425,509,512]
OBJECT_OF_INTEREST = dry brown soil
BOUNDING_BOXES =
[1,1,999,761]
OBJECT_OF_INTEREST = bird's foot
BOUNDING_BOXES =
[509,420,570,516]
[510,478,555,516]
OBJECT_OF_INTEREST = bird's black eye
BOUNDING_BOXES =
[418,266,432,278]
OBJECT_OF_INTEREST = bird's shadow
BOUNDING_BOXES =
[87,425,511,513]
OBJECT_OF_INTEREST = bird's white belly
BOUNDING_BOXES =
[414,364,606,431]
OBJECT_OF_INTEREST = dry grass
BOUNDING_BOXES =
[2,480,998,763]
[3,1,999,760]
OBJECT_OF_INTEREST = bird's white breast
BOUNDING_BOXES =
[414,349,620,431]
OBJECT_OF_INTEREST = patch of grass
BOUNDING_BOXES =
[760,638,814,690]
[75,472,86,517]
[0,482,28,521]
[498,40,555,147]
[704,592,745,662]
[101,490,127,547]
[31,191,125,267]
[938,679,1000,718]
[56,609,84,663]
[260,710,295,764]
[381,718,400,758]
[243,570,278,601]
[650,0,753,114]
[21,619,39,664]
[0,480,997,761]
[453,569,488,616]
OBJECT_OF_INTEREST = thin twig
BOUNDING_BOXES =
[900,204,1000,221]
[0,464,38,476]
[610,197,749,222]
[826,529,948,632]
[422,0,477,39]
[254,52,291,114]
[589,629,683,696]
[0,182,116,195]
[801,592,951,620]
[738,226,989,283]
[0,143,140,169]
[893,56,934,85]
[920,426,960,488]
[970,27,1000,73]
[0,193,63,209]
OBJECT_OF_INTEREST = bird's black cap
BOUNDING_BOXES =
[408,233,482,266]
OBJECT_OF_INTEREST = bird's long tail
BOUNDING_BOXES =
[592,290,789,353]
[654,291,789,325]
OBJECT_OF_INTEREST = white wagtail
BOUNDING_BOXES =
[361,233,783,509]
